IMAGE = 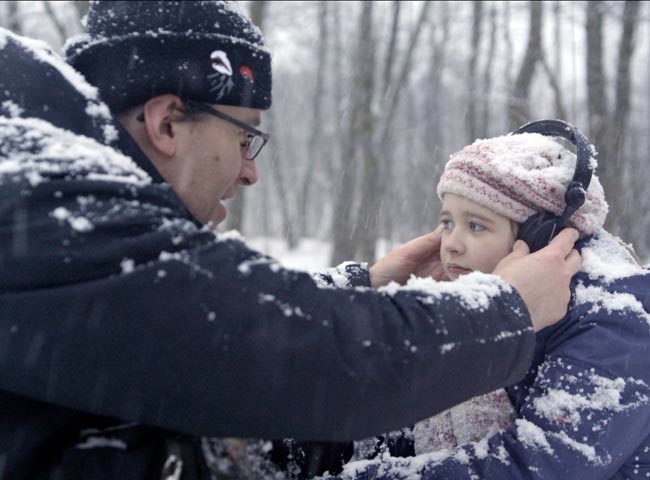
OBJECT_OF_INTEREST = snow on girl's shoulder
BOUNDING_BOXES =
[574,232,650,327]
[574,283,650,328]
[379,271,513,312]
[581,231,647,284]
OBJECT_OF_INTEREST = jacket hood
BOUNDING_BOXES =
[0,27,163,182]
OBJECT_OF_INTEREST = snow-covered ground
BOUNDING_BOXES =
[247,237,331,271]
[247,237,396,272]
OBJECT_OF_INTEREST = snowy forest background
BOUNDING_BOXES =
[2,0,649,267]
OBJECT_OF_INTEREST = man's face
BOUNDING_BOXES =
[174,104,261,226]
[439,193,518,280]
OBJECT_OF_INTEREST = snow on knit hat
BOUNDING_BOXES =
[436,133,608,236]
[64,1,272,113]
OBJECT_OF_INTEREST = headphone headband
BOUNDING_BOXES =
[512,119,594,196]
[511,119,596,250]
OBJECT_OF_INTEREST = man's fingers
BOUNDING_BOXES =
[404,227,442,262]
[509,240,530,259]
[546,228,580,256]
[565,248,582,273]
[427,226,443,249]
[421,226,443,249]
[370,227,445,288]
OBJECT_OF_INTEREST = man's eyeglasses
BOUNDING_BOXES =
[136,101,270,160]
[185,100,270,160]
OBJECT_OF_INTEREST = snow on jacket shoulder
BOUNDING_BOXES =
[0,29,535,478]
[336,233,650,479]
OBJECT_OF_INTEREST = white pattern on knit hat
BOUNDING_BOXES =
[436,133,609,235]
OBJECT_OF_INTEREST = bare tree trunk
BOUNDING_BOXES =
[345,1,377,264]
[479,2,496,138]
[426,2,450,161]
[604,0,641,236]
[326,1,343,189]
[508,0,543,130]
[609,0,640,165]
[227,0,268,234]
[377,1,401,245]
[377,1,432,143]
[586,1,608,150]
[502,1,514,106]
[467,0,483,142]
[410,5,447,238]
[267,108,299,248]
[546,0,568,119]
[42,1,67,44]
[382,1,401,100]
[364,0,431,263]
[7,1,22,34]
[73,0,90,20]
[330,3,374,265]
[540,51,568,120]
[553,0,563,117]
[374,0,431,245]
[298,1,328,239]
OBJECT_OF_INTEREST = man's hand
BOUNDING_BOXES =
[493,228,582,332]
[370,226,447,288]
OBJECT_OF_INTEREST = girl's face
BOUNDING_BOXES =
[440,193,519,280]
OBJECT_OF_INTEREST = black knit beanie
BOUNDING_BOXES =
[65,1,272,113]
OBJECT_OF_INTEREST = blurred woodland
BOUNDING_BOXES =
[2,1,649,264]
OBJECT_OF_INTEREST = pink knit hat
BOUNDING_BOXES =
[436,133,608,235]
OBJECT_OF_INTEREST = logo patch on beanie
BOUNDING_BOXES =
[210,50,233,76]
[208,50,234,100]
[239,65,254,82]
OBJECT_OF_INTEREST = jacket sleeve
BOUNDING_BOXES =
[0,178,534,443]
[336,283,650,478]
[0,34,535,444]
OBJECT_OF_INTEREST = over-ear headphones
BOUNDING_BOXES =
[511,119,594,252]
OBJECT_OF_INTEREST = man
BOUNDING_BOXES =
[0,1,579,478]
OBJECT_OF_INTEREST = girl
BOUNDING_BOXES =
[338,126,650,479]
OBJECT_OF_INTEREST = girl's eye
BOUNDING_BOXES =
[470,222,485,232]
[440,219,453,230]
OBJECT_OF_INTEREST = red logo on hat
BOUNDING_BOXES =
[239,65,254,82]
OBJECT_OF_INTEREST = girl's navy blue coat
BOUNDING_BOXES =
[339,229,650,479]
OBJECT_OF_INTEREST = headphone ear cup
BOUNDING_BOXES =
[516,212,563,253]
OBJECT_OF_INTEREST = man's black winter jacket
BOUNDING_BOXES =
[0,29,535,479]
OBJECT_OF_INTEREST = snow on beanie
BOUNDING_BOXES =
[436,133,608,236]
[64,1,272,113]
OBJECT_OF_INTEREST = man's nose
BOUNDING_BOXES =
[239,159,258,186]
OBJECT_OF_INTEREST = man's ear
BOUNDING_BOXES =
[141,94,186,157]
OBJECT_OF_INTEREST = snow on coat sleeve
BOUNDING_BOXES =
[0,207,534,441]
[311,262,371,289]
[333,270,650,478]
[0,27,535,444]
